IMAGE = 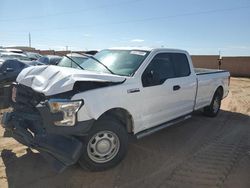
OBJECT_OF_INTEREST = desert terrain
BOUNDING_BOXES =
[0,77,250,188]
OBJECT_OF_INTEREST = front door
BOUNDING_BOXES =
[140,52,196,129]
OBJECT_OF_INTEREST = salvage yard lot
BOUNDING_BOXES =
[0,77,250,188]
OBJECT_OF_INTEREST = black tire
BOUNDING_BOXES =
[203,88,222,117]
[78,117,128,171]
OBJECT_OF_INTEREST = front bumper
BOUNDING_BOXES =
[1,108,94,172]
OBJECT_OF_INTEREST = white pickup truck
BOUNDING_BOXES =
[2,48,230,172]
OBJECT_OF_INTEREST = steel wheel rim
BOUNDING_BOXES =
[87,130,120,163]
[213,96,220,113]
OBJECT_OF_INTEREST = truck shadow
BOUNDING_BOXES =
[1,110,250,188]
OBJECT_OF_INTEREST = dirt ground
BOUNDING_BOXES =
[0,77,250,188]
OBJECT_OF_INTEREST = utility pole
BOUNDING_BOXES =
[28,32,31,47]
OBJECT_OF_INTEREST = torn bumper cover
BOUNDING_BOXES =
[1,108,94,172]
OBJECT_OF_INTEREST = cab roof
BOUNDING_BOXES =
[108,47,187,53]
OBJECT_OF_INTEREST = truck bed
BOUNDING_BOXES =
[194,68,230,111]
[194,68,228,75]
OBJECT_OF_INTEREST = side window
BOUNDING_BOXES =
[172,53,190,77]
[142,53,175,87]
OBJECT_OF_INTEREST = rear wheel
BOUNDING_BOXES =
[203,89,222,117]
[78,117,128,171]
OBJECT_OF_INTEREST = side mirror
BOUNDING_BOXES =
[147,70,159,81]
[147,70,154,78]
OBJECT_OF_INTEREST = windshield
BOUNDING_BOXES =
[79,50,149,76]
[58,56,88,69]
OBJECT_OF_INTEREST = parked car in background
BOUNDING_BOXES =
[0,59,30,84]
[0,52,31,66]
[57,53,89,69]
[0,51,42,108]
[5,48,24,54]
[0,52,31,61]
[25,52,42,61]
[0,48,7,53]
[0,59,31,108]
[36,55,62,65]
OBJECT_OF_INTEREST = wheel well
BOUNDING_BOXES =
[98,108,134,133]
[216,86,224,98]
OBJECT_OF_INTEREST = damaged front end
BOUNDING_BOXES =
[1,65,126,172]
[1,84,94,172]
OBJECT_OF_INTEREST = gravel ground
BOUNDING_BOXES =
[0,77,250,188]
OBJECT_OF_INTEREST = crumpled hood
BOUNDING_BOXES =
[16,65,125,96]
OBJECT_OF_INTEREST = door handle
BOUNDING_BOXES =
[173,85,181,91]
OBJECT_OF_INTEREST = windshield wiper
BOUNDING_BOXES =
[76,52,115,74]
[55,52,84,70]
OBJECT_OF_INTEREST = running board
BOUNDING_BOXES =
[136,114,192,139]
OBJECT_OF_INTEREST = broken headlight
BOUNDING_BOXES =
[48,99,83,126]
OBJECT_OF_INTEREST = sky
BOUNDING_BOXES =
[0,0,250,56]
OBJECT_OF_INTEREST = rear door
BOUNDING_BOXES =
[140,52,196,129]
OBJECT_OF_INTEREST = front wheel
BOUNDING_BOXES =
[78,117,128,171]
[203,89,222,117]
